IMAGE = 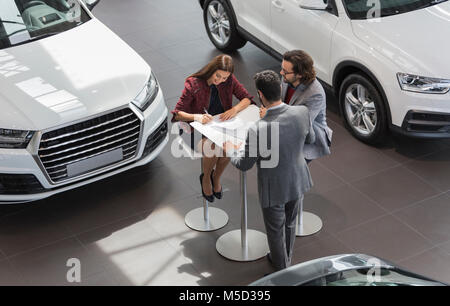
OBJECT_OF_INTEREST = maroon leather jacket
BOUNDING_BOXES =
[171,74,254,122]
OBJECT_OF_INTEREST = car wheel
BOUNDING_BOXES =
[203,0,246,52]
[339,73,388,144]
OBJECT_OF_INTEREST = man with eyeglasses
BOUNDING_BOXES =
[261,50,332,162]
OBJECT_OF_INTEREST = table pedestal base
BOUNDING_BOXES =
[216,229,269,261]
[296,211,323,237]
[185,207,229,232]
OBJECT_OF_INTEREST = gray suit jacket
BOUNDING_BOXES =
[231,104,314,208]
[282,79,332,160]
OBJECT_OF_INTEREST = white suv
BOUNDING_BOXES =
[0,0,168,203]
[200,0,450,144]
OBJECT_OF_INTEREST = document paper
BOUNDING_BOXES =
[190,104,260,150]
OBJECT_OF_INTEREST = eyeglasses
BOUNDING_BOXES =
[281,68,295,75]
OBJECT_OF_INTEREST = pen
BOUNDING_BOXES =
[204,108,210,115]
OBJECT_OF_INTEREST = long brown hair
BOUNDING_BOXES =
[188,54,234,81]
[283,50,316,85]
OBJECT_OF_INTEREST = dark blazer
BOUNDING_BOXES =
[231,104,314,208]
[171,75,254,122]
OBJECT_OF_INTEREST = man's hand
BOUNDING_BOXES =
[219,108,238,121]
[222,141,242,156]
[259,106,267,119]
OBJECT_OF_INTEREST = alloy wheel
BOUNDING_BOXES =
[206,1,231,47]
[344,84,378,136]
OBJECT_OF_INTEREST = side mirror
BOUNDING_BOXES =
[81,0,100,10]
[299,0,330,11]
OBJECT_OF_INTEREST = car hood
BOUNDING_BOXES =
[0,19,150,131]
[351,1,450,78]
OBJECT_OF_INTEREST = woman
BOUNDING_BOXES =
[171,54,253,202]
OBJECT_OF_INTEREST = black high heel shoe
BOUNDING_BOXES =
[199,173,214,202]
[210,170,223,200]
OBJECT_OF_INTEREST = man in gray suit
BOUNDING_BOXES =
[223,70,314,271]
[261,51,334,228]
[280,50,332,159]
[261,50,332,159]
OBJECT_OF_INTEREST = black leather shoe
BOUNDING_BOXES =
[210,170,223,200]
[200,173,214,202]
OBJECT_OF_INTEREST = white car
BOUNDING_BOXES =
[200,0,450,144]
[0,0,168,204]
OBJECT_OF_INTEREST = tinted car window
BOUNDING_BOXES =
[302,268,445,286]
[342,0,448,19]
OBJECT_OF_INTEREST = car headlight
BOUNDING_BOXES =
[397,73,450,94]
[131,72,159,111]
[0,129,34,149]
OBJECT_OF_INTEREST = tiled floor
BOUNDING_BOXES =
[1,0,450,286]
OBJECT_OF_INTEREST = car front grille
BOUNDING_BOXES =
[38,108,141,183]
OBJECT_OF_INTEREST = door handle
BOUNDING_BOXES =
[271,0,285,11]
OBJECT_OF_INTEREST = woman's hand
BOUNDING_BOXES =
[194,114,213,124]
[259,106,267,119]
[219,107,238,121]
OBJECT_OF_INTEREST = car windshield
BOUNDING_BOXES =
[342,0,449,19]
[0,0,91,49]
[303,267,445,286]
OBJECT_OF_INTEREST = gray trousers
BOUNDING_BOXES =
[262,198,300,271]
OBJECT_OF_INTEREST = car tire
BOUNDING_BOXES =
[203,0,247,52]
[339,73,388,145]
